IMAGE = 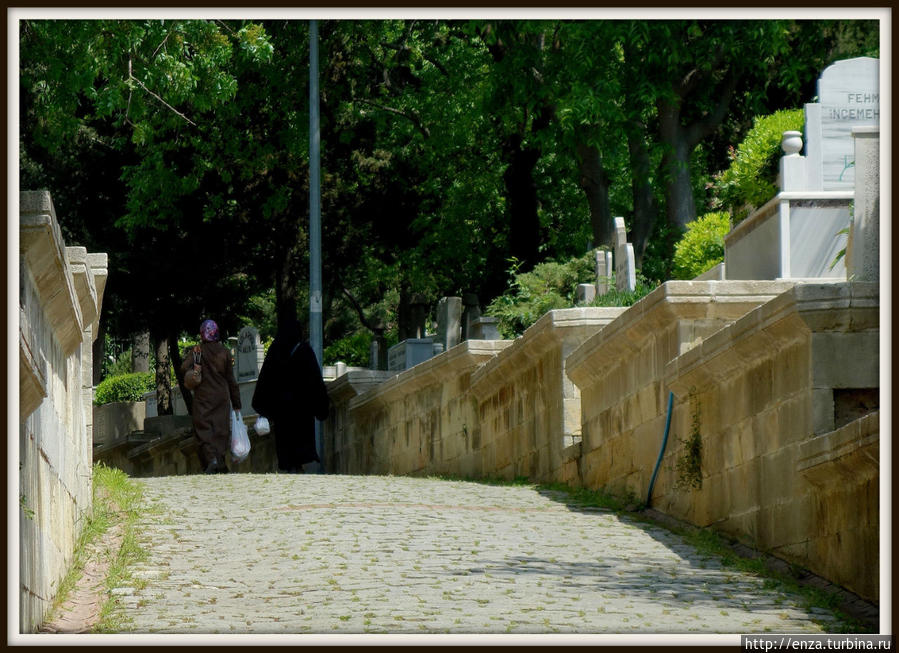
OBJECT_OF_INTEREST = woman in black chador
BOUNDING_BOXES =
[252,319,330,473]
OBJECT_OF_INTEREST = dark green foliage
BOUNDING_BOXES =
[19,18,880,372]
[591,272,657,308]
[672,211,730,280]
[323,330,373,368]
[94,372,157,405]
[485,252,596,338]
[712,109,805,223]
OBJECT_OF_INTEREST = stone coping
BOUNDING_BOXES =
[326,369,395,403]
[66,247,99,327]
[349,339,511,414]
[20,191,84,355]
[470,307,625,395]
[665,282,879,394]
[566,280,796,388]
[724,190,853,249]
[797,411,879,486]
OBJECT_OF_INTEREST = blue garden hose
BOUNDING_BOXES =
[646,391,674,508]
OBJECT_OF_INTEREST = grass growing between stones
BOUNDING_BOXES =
[91,464,150,633]
[39,463,149,633]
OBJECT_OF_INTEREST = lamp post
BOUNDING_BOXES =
[309,19,323,470]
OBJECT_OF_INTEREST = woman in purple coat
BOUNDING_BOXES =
[180,319,241,474]
[252,319,330,473]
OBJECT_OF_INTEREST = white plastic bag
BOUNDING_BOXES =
[230,410,251,463]
[254,415,271,436]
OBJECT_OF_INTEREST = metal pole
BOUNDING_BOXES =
[309,19,324,470]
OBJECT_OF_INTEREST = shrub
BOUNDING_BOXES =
[591,271,657,307]
[324,330,372,367]
[712,108,804,224]
[486,252,596,338]
[94,372,156,405]
[672,211,731,280]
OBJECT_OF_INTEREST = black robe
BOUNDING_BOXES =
[252,324,329,471]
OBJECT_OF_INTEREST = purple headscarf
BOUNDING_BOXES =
[200,319,220,342]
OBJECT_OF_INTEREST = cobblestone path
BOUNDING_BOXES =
[111,473,842,636]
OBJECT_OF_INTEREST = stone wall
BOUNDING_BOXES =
[661,282,879,600]
[470,308,625,484]
[323,280,880,602]
[93,415,278,477]
[18,191,108,632]
[566,280,797,498]
[323,341,511,476]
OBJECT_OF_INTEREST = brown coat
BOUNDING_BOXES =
[181,341,241,461]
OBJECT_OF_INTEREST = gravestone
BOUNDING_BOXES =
[613,217,636,293]
[804,57,879,191]
[369,323,387,371]
[595,249,613,295]
[436,296,462,352]
[388,338,435,371]
[576,283,596,305]
[236,326,264,382]
[461,293,481,341]
[468,317,501,340]
[408,293,429,339]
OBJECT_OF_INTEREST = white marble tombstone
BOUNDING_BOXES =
[236,326,264,381]
[804,57,879,191]
[613,217,636,293]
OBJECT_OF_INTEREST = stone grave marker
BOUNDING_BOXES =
[576,283,596,305]
[595,249,613,295]
[614,217,636,293]
[805,57,879,190]
[236,326,264,381]
[436,296,462,352]
[388,338,435,371]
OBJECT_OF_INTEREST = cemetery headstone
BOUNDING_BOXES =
[409,293,429,339]
[436,296,462,352]
[370,323,387,371]
[613,217,636,293]
[388,338,435,371]
[236,326,264,382]
[469,317,501,340]
[576,283,596,305]
[595,249,613,296]
[804,57,879,191]
[461,293,481,341]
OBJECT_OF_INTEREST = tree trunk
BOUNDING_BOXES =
[658,100,697,232]
[154,336,173,416]
[274,244,300,334]
[503,134,542,271]
[169,328,192,415]
[131,330,150,373]
[628,130,658,267]
[576,136,614,249]
[92,322,105,386]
